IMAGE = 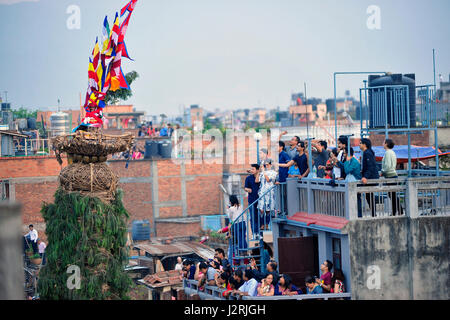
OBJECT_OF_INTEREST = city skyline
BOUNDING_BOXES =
[1,0,449,116]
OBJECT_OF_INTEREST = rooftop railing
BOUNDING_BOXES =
[228,182,287,270]
[287,176,450,220]
[182,279,351,300]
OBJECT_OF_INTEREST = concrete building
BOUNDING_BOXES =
[437,74,450,102]
[248,108,266,124]
[103,104,145,129]
[184,105,204,131]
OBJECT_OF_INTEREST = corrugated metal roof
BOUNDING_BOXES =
[134,241,215,261]
[288,212,349,231]
[0,130,28,138]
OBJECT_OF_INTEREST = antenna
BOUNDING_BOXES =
[304,82,309,137]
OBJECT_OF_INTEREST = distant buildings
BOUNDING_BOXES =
[437,74,450,102]
[37,105,146,132]
[103,104,145,129]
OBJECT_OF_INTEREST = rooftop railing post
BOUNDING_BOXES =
[406,179,419,218]
[347,182,358,220]
[307,179,314,215]
[286,178,299,217]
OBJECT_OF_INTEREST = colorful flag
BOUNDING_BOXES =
[120,0,138,17]
[102,16,111,53]
[80,0,138,129]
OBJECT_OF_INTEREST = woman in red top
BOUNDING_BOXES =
[331,269,346,293]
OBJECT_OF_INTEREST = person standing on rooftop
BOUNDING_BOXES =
[381,139,403,216]
[279,131,300,159]
[359,138,378,217]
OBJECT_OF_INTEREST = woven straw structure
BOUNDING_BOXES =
[59,162,119,202]
[52,128,135,203]
[52,128,134,165]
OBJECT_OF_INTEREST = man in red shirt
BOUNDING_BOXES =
[316,260,333,293]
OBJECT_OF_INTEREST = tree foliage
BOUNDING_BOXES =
[38,189,132,300]
[12,107,38,119]
[104,71,140,105]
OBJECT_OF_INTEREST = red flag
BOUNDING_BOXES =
[121,0,138,17]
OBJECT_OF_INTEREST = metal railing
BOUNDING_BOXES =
[296,178,349,218]
[228,182,287,270]
[183,279,352,300]
[12,138,55,157]
[413,177,450,216]
[183,279,232,300]
[346,177,450,219]
[288,176,450,220]
[242,292,351,300]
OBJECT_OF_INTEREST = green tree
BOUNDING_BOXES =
[38,190,132,300]
[104,71,139,105]
[12,107,38,119]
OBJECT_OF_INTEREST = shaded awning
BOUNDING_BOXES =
[353,145,450,163]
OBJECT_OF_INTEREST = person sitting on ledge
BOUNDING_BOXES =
[305,276,323,294]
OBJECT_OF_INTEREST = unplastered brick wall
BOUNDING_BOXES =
[1,156,231,238]
[369,131,430,147]
[155,221,201,238]
[0,156,67,179]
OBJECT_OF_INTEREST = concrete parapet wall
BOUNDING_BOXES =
[345,216,449,300]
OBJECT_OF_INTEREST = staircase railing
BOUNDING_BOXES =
[227,182,287,271]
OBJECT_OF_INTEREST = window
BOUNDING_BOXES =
[332,238,342,271]
[1,180,10,200]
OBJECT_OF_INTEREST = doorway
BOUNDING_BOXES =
[278,235,319,292]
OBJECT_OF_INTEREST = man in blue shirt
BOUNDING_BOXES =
[183,259,197,280]
[235,269,258,297]
[244,164,261,236]
[278,141,309,179]
[305,276,324,294]
[278,141,291,183]
[159,123,168,137]
[198,262,217,287]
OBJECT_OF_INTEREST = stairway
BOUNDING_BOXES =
[229,183,286,270]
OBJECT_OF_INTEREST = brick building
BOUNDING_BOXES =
[0,132,276,240]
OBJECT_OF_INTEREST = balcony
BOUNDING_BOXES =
[284,175,450,221]
[182,279,352,300]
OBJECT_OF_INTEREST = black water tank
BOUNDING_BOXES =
[368,73,416,128]
[144,140,159,159]
[158,140,172,158]
[27,118,37,130]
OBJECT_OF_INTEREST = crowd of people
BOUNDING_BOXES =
[226,133,401,246]
[186,132,402,299]
[180,248,346,298]
[276,132,403,217]
[137,122,180,138]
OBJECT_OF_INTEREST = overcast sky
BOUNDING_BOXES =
[0,0,449,116]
